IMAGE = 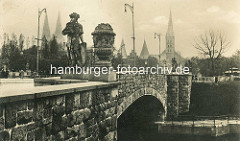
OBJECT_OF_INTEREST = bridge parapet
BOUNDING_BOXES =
[0,82,119,140]
[0,73,191,140]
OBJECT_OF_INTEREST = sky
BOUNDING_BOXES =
[0,0,240,58]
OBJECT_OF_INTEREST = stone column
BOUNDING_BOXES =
[167,75,179,119]
[178,74,192,114]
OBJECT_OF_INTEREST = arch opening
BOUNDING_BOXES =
[117,95,165,141]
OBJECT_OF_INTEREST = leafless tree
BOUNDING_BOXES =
[19,33,25,52]
[193,30,230,76]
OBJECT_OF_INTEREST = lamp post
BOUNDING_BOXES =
[120,42,125,66]
[125,3,136,66]
[154,33,161,65]
[36,8,46,75]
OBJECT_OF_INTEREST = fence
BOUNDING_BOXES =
[192,76,234,83]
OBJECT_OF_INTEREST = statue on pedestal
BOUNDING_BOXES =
[62,12,86,66]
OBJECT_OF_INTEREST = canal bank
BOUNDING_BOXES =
[154,119,240,141]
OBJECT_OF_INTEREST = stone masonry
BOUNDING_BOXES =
[167,74,192,118]
[0,82,118,141]
[0,73,191,140]
[117,73,192,120]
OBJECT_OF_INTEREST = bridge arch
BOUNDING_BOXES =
[117,94,166,140]
[117,87,167,119]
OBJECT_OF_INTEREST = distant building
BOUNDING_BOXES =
[41,12,66,58]
[118,39,128,59]
[40,36,48,59]
[139,40,149,60]
[159,10,185,66]
[224,67,240,76]
[54,12,64,44]
[42,14,51,42]
[54,12,65,52]
[121,10,185,67]
[40,14,51,59]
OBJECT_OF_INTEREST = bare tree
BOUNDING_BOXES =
[19,33,25,52]
[193,30,230,76]
[26,36,30,49]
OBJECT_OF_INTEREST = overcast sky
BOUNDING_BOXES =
[0,0,240,58]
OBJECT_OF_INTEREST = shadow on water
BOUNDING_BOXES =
[116,95,240,141]
[117,95,164,141]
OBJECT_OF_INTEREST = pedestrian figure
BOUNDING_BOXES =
[20,70,24,79]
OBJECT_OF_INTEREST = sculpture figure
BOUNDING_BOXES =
[62,12,86,66]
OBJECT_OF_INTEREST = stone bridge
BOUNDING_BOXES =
[0,74,191,140]
[117,74,191,120]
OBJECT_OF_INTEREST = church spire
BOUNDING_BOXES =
[55,11,64,43]
[118,39,128,59]
[42,13,51,41]
[166,9,174,36]
[140,39,149,59]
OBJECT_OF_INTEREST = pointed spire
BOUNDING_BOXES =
[140,39,149,59]
[55,11,64,43]
[166,9,174,36]
[42,13,51,41]
[118,39,128,59]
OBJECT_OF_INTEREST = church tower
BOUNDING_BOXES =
[165,10,175,64]
[42,13,51,42]
[40,13,51,58]
[55,12,64,43]
[140,39,149,60]
[118,39,128,59]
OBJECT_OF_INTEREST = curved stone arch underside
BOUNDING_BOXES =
[117,87,167,118]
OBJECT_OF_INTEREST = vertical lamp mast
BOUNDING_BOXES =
[125,3,136,66]
[36,8,46,75]
[154,33,161,65]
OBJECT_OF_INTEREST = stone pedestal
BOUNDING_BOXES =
[60,73,89,80]
[89,70,116,82]
[89,23,116,82]
[95,61,112,68]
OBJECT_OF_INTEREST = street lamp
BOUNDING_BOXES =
[125,3,136,65]
[36,8,46,75]
[154,33,161,65]
[120,42,125,66]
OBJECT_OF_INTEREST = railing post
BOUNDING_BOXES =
[227,114,230,124]
[192,114,195,127]
[213,116,216,127]
[192,114,195,141]
[213,115,217,137]
[171,115,174,141]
